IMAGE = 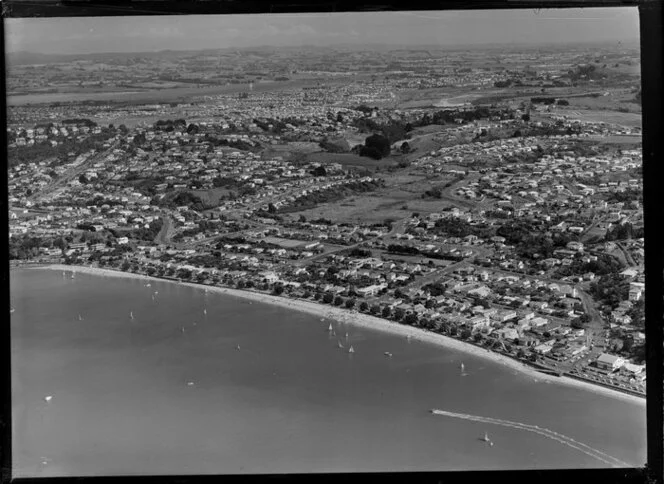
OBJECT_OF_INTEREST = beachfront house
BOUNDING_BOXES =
[596,353,626,372]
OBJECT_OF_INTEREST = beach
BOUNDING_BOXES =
[38,264,645,406]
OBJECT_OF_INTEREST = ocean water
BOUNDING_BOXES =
[10,268,647,477]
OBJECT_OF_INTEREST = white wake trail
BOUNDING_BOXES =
[430,409,630,468]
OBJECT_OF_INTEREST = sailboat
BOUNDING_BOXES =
[203,308,207,315]
[460,362,465,372]
[348,345,355,354]
[482,431,490,442]
[338,341,345,349]
[327,323,333,332]
[236,344,241,351]
[130,311,134,320]
[345,332,349,340]
[78,314,83,321]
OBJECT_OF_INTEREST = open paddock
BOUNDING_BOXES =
[305,152,396,171]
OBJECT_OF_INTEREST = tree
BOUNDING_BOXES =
[359,145,384,160]
[400,141,411,154]
[359,301,369,312]
[314,291,322,301]
[345,298,356,309]
[381,306,391,318]
[303,290,312,299]
[273,284,285,296]
[322,292,334,304]
[403,313,418,326]
[394,307,406,321]
[333,295,344,306]
[363,133,391,158]
[312,166,327,177]
[369,304,380,315]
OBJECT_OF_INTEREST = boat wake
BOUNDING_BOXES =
[429,409,630,468]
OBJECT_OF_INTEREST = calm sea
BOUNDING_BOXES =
[10,268,646,477]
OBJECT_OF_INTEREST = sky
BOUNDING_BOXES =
[5,8,639,55]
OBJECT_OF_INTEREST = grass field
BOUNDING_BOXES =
[190,187,233,207]
[564,110,642,128]
[283,169,467,225]
[304,152,396,171]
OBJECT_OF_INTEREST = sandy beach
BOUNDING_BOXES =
[36,264,646,405]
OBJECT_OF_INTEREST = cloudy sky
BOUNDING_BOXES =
[5,8,639,55]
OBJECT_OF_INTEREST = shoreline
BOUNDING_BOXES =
[27,264,646,406]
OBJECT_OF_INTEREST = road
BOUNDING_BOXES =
[182,219,265,249]
[154,213,175,246]
[295,216,412,266]
[615,241,636,267]
[28,141,120,202]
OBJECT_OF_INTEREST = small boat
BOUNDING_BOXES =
[145,283,151,287]
[78,314,83,321]
[338,341,344,349]
[460,362,465,372]
[345,332,349,340]
[180,327,185,333]
[130,311,134,320]
[10,307,15,314]
[348,345,355,354]
[44,395,53,403]
[203,309,207,315]
[482,432,493,446]
[384,352,393,357]
[236,345,241,351]
[186,381,195,386]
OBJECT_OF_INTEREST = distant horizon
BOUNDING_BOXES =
[6,9,640,56]
[9,37,642,59]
